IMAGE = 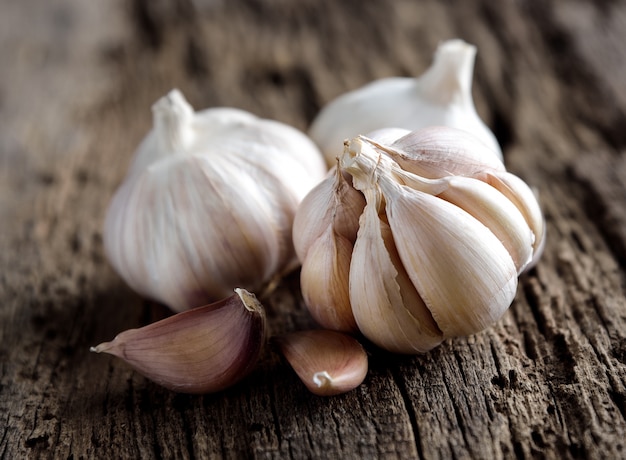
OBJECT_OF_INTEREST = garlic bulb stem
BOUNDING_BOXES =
[152,89,195,154]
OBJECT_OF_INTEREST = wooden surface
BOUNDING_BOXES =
[2,0,626,458]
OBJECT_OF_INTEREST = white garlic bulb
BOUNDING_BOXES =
[294,127,545,354]
[104,89,327,312]
[309,39,502,165]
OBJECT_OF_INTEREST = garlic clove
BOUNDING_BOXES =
[300,226,358,332]
[477,170,546,269]
[349,189,444,353]
[275,330,368,396]
[438,176,534,274]
[380,178,518,337]
[90,288,266,394]
[292,165,365,262]
[366,126,505,179]
[309,39,502,165]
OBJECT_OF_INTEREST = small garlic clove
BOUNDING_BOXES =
[349,189,444,353]
[275,330,368,396]
[300,226,358,332]
[293,165,365,262]
[90,288,266,394]
[378,177,518,338]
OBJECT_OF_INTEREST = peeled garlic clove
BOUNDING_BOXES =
[349,189,443,353]
[292,165,365,262]
[104,89,327,312]
[275,330,368,396]
[309,39,502,165]
[90,288,266,394]
[379,177,518,338]
[300,226,357,332]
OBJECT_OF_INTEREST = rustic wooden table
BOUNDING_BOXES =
[2,0,626,458]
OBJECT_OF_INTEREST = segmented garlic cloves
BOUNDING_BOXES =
[293,127,545,353]
[309,39,502,165]
[275,330,368,396]
[90,288,266,394]
[104,89,327,312]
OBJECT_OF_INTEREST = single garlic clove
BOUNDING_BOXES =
[275,330,368,396]
[90,288,266,394]
[300,226,358,332]
[436,176,535,274]
[309,39,502,165]
[292,165,365,262]
[477,170,546,269]
[367,126,505,179]
[349,189,444,353]
[378,177,518,338]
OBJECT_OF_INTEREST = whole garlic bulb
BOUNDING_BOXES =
[309,39,502,165]
[293,127,545,354]
[104,89,327,312]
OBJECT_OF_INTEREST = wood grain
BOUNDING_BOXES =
[2,0,626,458]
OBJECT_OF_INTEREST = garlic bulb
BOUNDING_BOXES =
[104,89,327,312]
[294,128,545,354]
[309,39,502,165]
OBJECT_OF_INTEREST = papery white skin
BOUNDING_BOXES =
[104,89,327,312]
[309,39,503,166]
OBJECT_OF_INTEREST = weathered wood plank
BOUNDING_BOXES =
[2,0,626,458]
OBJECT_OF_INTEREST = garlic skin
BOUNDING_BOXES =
[309,39,502,165]
[275,330,368,396]
[104,89,327,312]
[90,288,266,394]
[294,128,545,353]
